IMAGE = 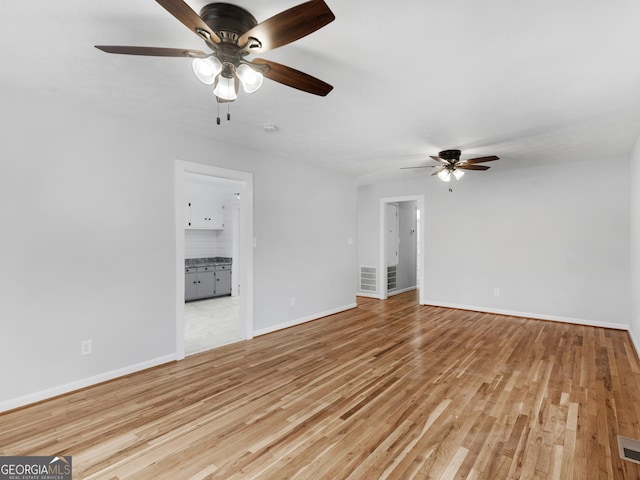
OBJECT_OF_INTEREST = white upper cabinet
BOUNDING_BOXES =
[184,182,225,230]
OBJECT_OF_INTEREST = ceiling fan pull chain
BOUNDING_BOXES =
[216,99,221,125]
[227,103,231,121]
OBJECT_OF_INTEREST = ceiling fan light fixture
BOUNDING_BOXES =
[214,74,238,101]
[237,64,264,94]
[438,170,451,182]
[453,169,465,180]
[192,56,221,85]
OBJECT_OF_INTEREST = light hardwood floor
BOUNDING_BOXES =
[3,291,640,479]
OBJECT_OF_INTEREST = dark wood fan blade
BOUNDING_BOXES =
[251,58,333,96]
[464,155,499,164]
[238,0,335,53]
[431,167,445,176]
[95,45,208,57]
[459,164,490,171]
[155,0,221,44]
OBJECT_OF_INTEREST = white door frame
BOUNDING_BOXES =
[175,160,254,360]
[379,195,425,303]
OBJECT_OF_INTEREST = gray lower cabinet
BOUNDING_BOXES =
[185,264,232,301]
[214,266,231,296]
[185,266,215,301]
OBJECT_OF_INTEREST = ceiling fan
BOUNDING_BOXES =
[95,0,335,121]
[402,149,499,190]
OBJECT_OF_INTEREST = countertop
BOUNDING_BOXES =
[185,257,232,268]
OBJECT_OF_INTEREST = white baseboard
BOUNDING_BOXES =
[422,301,629,331]
[253,303,358,337]
[0,354,176,413]
[356,291,381,299]
[356,286,417,299]
[388,286,417,296]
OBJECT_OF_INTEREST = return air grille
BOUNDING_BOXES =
[360,266,377,293]
[618,435,640,464]
[387,265,397,291]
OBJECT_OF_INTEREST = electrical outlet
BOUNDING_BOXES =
[494,288,500,297]
[290,297,296,307]
[81,339,92,355]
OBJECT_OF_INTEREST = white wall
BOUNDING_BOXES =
[630,135,640,352]
[0,90,356,410]
[185,230,220,259]
[357,157,629,328]
[250,156,357,333]
[356,185,381,293]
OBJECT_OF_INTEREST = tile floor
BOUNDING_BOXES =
[184,295,243,356]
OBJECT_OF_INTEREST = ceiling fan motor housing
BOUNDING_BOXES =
[200,3,257,42]
[439,149,462,163]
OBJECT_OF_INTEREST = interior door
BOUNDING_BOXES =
[387,203,399,266]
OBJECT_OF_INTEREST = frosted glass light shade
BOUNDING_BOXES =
[438,170,451,182]
[453,169,465,180]
[192,56,221,85]
[214,75,238,101]
[237,64,264,93]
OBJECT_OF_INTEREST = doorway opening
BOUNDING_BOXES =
[175,161,253,360]
[379,195,425,304]
[183,174,242,355]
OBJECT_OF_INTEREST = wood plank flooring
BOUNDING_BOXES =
[3,291,640,479]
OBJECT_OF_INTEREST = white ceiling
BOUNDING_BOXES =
[3,0,640,182]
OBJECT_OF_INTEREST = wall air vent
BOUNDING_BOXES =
[387,265,397,291]
[618,435,640,464]
[359,266,377,293]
